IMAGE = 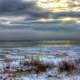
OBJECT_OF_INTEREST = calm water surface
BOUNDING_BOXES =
[0,41,80,57]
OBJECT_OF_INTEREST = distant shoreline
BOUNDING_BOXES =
[0,40,80,48]
[0,40,80,43]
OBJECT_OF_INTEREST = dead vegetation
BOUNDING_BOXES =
[58,58,80,74]
[23,60,54,73]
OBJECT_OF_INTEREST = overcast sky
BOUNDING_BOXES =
[0,0,80,40]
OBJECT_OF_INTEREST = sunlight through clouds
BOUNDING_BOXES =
[36,0,80,12]
[0,0,79,40]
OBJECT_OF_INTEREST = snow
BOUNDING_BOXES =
[0,61,6,69]
[10,61,20,68]
[0,47,80,80]
[40,57,64,64]
[16,73,80,80]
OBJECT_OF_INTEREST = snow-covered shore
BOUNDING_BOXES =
[0,46,80,80]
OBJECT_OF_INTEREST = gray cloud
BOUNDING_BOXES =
[52,12,80,18]
[0,23,80,40]
[0,23,80,31]
[0,0,49,19]
[0,28,80,40]
[0,0,80,41]
[0,0,79,20]
[0,0,34,15]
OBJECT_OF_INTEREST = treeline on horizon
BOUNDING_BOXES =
[0,40,80,44]
[33,40,80,44]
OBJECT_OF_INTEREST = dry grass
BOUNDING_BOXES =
[20,60,55,74]
[58,58,80,74]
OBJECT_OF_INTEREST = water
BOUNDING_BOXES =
[0,41,80,58]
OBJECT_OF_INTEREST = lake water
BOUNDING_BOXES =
[0,41,80,58]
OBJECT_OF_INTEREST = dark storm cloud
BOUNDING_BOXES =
[0,0,80,41]
[0,0,79,19]
[0,0,49,18]
[0,0,34,15]
[52,12,80,18]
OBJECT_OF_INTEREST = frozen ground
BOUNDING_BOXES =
[0,46,80,80]
[15,69,80,80]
